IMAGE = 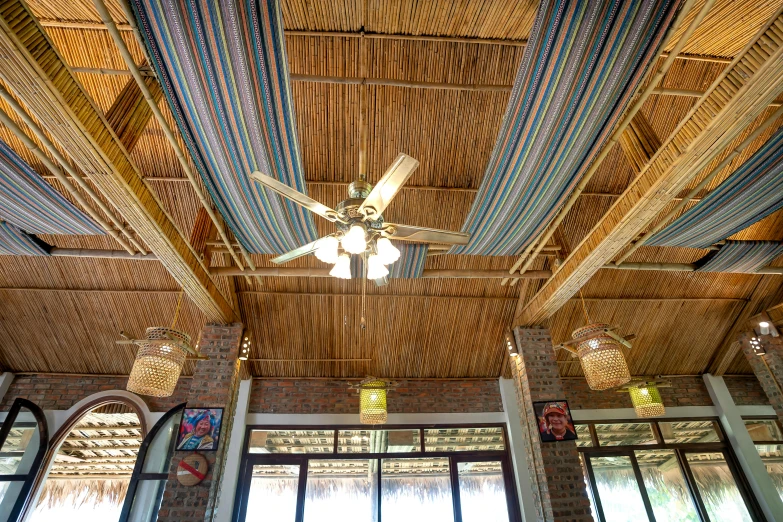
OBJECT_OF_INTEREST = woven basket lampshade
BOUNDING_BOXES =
[359,380,388,425]
[127,327,190,397]
[629,383,666,418]
[573,323,631,391]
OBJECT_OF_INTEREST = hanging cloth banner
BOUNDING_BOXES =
[129,0,317,254]
[452,0,680,256]
[696,241,783,273]
[0,139,103,235]
[0,221,49,256]
[648,126,783,249]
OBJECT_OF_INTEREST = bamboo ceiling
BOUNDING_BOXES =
[1,0,783,381]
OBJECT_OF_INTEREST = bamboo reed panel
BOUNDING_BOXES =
[517,7,783,326]
[0,0,234,322]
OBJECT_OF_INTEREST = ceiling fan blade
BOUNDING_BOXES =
[384,223,470,245]
[251,171,340,222]
[358,153,419,219]
[270,238,323,265]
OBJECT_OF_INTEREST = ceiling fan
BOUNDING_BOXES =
[251,153,469,280]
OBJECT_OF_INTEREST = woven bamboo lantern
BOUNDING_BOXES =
[628,383,666,418]
[127,327,190,397]
[572,323,631,391]
[352,377,397,425]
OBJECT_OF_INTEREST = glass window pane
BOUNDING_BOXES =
[338,430,420,453]
[423,427,504,452]
[588,456,650,522]
[248,430,335,454]
[578,455,598,520]
[246,464,300,520]
[382,458,453,522]
[744,419,783,442]
[596,422,656,446]
[575,425,593,447]
[685,452,752,522]
[659,421,719,444]
[755,444,783,503]
[457,461,509,522]
[0,413,39,475]
[127,479,166,522]
[142,412,182,474]
[304,459,374,522]
[635,450,699,522]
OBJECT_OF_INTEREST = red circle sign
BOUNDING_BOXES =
[177,453,209,486]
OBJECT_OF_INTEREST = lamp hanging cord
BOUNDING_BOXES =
[171,289,184,329]
[578,289,591,324]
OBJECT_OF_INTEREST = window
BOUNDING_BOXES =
[743,417,783,504]
[577,419,764,521]
[234,425,519,522]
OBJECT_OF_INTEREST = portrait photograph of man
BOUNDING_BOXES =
[533,401,578,443]
[176,408,224,451]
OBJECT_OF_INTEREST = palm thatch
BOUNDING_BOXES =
[36,479,129,509]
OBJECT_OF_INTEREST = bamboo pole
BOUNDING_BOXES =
[90,0,255,272]
[212,266,553,279]
[246,358,371,362]
[0,99,141,255]
[50,248,157,260]
[613,102,783,265]
[504,0,713,285]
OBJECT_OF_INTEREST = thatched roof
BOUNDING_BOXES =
[0,0,782,381]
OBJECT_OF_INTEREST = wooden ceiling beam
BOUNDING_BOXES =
[515,8,783,327]
[0,0,235,322]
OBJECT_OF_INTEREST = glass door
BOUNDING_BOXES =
[583,452,654,522]
[680,450,757,522]
[0,399,48,522]
[452,456,516,522]
[237,457,306,522]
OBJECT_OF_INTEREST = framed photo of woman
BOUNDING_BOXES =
[176,408,224,451]
[533,400,578,443]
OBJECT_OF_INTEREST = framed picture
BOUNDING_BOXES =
[176,408,224,451]
[533,400,578,443]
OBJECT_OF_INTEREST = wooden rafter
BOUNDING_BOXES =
[0,0,235,322]
[515,7,783,327]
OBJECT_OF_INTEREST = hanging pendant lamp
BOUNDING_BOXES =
[619,379,670,418]
[572,322,632,391]
[351,377,398,425]
[127,326,191,397]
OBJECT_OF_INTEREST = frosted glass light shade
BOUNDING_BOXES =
[315,236,339,263]
[376,237,401,265]
[330,254,352,279]
[341,224,367,254]
[367,254,390,279]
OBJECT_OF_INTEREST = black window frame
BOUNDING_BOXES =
[575,417,766,522]
[232,423,521,522]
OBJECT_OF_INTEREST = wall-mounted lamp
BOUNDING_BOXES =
[239,334,251,361]
[505,331,519,358]
[750,336,767,356]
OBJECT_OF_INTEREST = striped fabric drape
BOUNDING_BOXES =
[648,126,783,249]
[452,0,680,256]
[0,139,102,235]
[130,0,317,254]
[0,221,48,256]
[696,241,783,273]
[349,242,429,279]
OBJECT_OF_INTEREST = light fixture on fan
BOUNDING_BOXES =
[251,153,470,281]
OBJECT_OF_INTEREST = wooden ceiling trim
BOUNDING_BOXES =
[515,7,783,327]
[0,0,235,322]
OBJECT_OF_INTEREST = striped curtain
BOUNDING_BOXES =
[349,242,429,279]
[648,126,783,249]
[0,221,49,256]
[696,241,783,273]
[452,0,680,255]
[0,139,102,235]
[130,0,317,254]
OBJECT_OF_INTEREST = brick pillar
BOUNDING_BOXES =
[158,322,243,522]
[509,327,592,522]
[741,332,783,424]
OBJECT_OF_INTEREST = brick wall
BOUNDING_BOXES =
[249,378,503,414]
[0,374,191,412]
[723,375,770,406]
[742,333,783,424]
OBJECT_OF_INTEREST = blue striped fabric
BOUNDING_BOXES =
[0,139,102,235]
[696,241,783,273]
[130,0,317,254]
[452,0,679,255]
[388,243,428,279]
[0,221,49,256]
[648,126,783,249]
[349,242,429,279]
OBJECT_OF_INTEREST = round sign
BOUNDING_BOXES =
[177,453,209,486]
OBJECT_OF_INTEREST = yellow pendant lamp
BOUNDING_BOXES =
[620,379,670,418]
[352,377,398,425]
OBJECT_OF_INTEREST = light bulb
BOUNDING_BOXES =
[640,387,649,396]
[315,235,339,264]
[367,254,389,279]
[376,237,401,265]
[341,224,367,254]
[330,254,352,279]
[759,321,770,335]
